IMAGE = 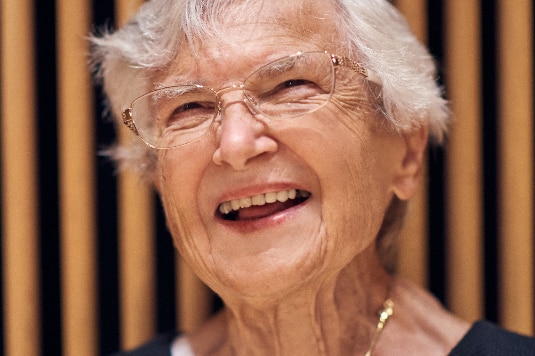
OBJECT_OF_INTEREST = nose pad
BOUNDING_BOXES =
[243,94,260,116]
[213,103,224,123]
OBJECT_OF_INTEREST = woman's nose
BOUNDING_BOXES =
[212,96,278,170]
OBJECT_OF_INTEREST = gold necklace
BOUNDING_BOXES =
[364,298,394,356]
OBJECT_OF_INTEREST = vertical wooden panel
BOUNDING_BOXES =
[57,1,98,355]
[394,0,427,42]
[177,257,212,332]
[444,0,484,322]
[0,0,41,355]
[117,170,156,350]
[394,0,429,288]
[496,0,534,335]
[116,0,146,26]
[115,0,157,349]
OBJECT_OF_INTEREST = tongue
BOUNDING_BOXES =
[237,200,297,220]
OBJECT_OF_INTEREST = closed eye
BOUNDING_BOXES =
[172,101,214,114]
[166,101,216,128]
[282,79,310,88]
[260,78,322,100]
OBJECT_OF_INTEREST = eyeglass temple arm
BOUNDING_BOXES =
[330,54,382,86]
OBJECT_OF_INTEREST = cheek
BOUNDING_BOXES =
[320,142,391,254]
[276,110,394,254]
[156,145,213,213]
[156,150,214,273]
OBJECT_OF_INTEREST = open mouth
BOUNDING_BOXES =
[218,189,311,221]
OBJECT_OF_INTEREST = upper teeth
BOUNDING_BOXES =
[218,189,310,215]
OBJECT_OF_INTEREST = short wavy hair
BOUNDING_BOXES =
[90,0,449,272]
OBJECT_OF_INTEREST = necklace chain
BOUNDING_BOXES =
[364,298,394,356]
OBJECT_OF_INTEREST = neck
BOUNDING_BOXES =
[220,248,392,355]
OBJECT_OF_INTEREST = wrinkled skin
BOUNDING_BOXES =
[151,0,469,354]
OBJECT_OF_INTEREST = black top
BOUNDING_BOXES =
[449,320,535,355]
[113,320,535,355]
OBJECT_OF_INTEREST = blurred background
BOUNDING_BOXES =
[0,0,533,355]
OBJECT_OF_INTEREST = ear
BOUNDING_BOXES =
[391,124,429,200]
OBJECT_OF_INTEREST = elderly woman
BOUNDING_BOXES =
[92,0,535,355]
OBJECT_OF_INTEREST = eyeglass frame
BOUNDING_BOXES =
[122,51,380,149]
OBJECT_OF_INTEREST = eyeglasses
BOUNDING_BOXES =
[122,51,379,149]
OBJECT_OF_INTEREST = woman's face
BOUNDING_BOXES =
[153,2,423,303]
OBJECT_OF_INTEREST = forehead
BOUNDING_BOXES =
[196,0,340,43]
[154,0,343,85]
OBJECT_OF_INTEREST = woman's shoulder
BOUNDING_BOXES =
[450,320,535,355]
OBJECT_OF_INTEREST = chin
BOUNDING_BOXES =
[205,238,352,305]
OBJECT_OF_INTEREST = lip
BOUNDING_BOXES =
[211,182,312,230]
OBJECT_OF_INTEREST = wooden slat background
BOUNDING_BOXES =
[0,0,533,354]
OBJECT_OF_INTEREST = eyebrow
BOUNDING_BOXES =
[252,56,298,79]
